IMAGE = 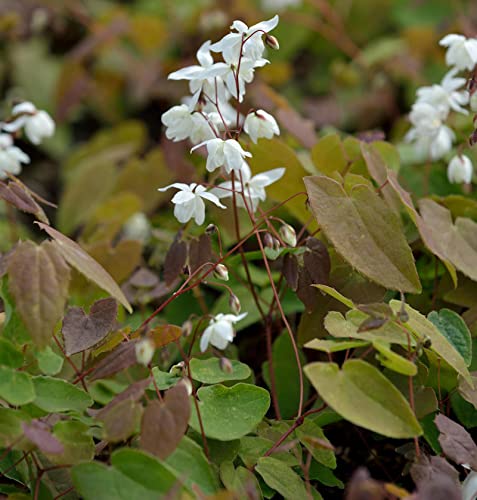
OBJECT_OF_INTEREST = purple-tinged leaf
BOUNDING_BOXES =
[22,420,64,455]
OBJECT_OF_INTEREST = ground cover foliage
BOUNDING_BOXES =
[1,1,477,499]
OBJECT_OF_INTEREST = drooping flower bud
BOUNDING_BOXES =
[206,223,217,234]
[265,34,280,50]
[182,319,193,337]
[220,357,233,374]
[447,154,473,184]
[214,263,229,281]
[135,338,155,366]
[279,223,297,247]
[263,232,274,249]
[229,293,241,314]
[169,361,185,377]
[273,237,281,251]
[178,377,193,396]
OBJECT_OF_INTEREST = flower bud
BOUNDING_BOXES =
[220,357,233,374]
[471,93,477,113]
[178,377,193,396]
[279,224,297,247]
[169,361,185,377]
[229,293,241,314]
[447,155,473,184]
[263,232,274,249]
[214,263,229,281]
[182,319,193,337]
[273,237,281,251]
[265,34,280,50]
[206,223,217,234]
[135,338,155,366]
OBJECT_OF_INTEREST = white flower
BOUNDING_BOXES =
[158,182,226,225]
[209,15,279,64]
[192,138,252,173]
[161,104,215,144]
[223,57,269,102]
[135,338,155,366]
[462,471,477,500]
[447,154,473,184]
[212,163,285,211]
[123,212,151,243]
[168,41,228,110]
[244,110,280,143]
[416,68,469,116]
[439,34,477,71]
[405,102,455,160]
[439,34,477,70]
[3,102,55,144]
[0,133,30,179]
[200,312,247,352]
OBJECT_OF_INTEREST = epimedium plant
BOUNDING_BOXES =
[1,9,477,500]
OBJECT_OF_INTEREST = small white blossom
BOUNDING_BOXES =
[262,0,301,10]
[123,212,151,243]
[192,138,252,174]
[209,15,279,64]
[168,41,228,110]
[0,133,30,179]
[161,104,215,144]
[3,101,55,145]
[244,110,280,143]
[439,34,477,71]
[447,154,473,184]
[200,312,247,352]
[405,102,455,160]
[212,163,285,211]
[416,68,469,116]
[158,182,226,225]
[223,57,269,102]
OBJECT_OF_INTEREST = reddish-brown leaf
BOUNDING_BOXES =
[97,398,144,443]
[188,234,212,274]
[89,341,137,381]
[62,298,117,356]
[35,222,132,313]
[410,454,459,488]
[435,414,477,469]
[149,324,183,349]
[8,241,70,348]
[0,181,49,223]
[140,384,190,459]
[164,237,187,286]
[22,421,64,455]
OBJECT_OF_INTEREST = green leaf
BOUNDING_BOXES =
[304,176,421,293]
[166,436,220,495]
[256,457,309,500]
[7,241,70,348]
[248,138,311,224]
[149,367,181,391]
[305,338,369,353]
[296,419,336,468]
[304,360,422,438]
[0,338,23,368]
[48,421,95,465]
[189,357,251,384]
[239,436,299,468]
[390,301,472,385]
[312,284,355,308]
[0,366,35,406]
[262,332,309,419]
[372,341,417,376]
[32,376,92,413]
[0,277,29,345]
[0,408,31,448]
[36,222,132,313]
[311,133,348,176]
[428,309,472,367]
[36,347,64,375]
[189,384,270,441]
[112,448,179,495]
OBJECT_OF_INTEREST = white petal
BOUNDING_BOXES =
[193,197,206,225]
[171,190,196,204]
[12,101,36,115]
[158,182,191,192]
[250,15,279,34]
[199,191,227,208]
[200,327,213,352]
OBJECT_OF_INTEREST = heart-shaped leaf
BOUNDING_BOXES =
[140,384,190,459]
[189,383,270,441]
[304,359,422,438]
[62,298,117,356]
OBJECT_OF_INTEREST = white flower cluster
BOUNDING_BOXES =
[159,16,285,226]
[406,34,477,184]
[0,101,55,179]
